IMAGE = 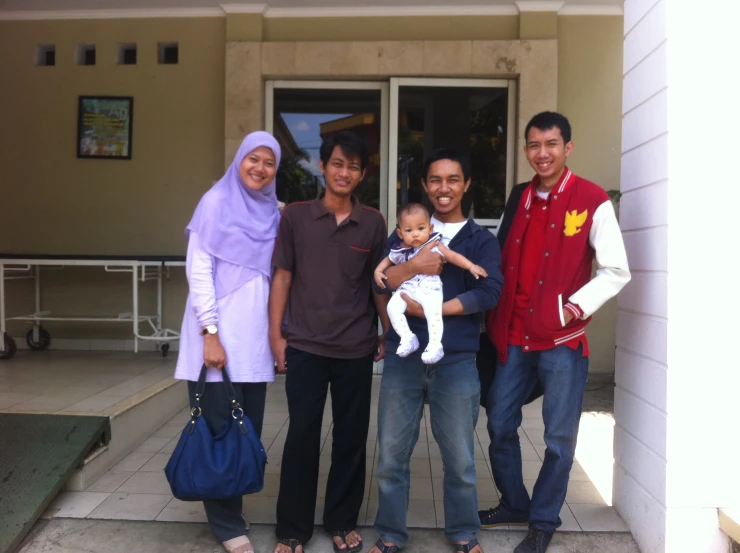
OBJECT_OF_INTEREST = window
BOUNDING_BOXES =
[117,43,137,65]
[266,79,515,228]
[35,45,55,66]
[158,42,178,65]
[76,44,96,66]
[270,86,384,211]
[393,83,510,221]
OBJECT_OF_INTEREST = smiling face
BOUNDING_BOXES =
[422,159,471,223]
[319,145,366,199]
[396,208,433,248]
[238,146,277,191]
[524,126,574,191]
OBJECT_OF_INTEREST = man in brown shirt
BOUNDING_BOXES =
[270,131,390,553]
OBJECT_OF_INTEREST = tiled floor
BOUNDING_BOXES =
[48,374,628,533]
[0,351,177,416]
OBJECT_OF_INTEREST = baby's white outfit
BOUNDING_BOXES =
[387,232,445,364]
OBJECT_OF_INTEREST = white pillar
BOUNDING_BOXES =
[615,1,739,552]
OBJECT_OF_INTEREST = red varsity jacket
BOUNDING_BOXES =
[487,168,631,364]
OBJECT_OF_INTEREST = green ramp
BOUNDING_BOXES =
[0,413,109,553]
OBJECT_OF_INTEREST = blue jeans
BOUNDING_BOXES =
[375,353,481,547]
[487,344,588,533]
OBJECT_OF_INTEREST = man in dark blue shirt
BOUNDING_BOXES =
[369,149,504,553]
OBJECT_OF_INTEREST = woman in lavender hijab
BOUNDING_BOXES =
[174,131,281,553]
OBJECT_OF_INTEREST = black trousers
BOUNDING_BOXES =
[275,346,374,543]
[187,379,267,542]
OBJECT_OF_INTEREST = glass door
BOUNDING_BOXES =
[265,81,390,374]
[266,81,389,222]
[388,78,516,232]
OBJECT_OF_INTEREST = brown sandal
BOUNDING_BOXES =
[276,538,304,552]
[330,529,363,553]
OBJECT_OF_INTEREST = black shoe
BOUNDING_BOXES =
[513,527,553,553]
[478,504,529,528]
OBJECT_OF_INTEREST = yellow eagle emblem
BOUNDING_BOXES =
[563,209,588,237]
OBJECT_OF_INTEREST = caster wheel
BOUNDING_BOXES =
[161,343,170,357]
[1,334,17,360]
[26,327,51,351]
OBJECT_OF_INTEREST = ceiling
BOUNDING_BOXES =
[0,0,624,17]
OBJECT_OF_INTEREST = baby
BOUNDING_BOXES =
[374,203,487,364]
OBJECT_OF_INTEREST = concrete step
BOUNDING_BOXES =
[64,378,187,491]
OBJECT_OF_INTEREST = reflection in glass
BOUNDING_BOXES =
[396,86,509,221]
[272,88,382,210]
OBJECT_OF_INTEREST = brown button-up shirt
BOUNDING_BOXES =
[272,196,387,359]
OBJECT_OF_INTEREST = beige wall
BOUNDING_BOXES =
[263,16,519,42]
[557,15,624,373]
[0,18,224,339]
[0,18,226,256]
[558,16,623,191]
[520,12,558,40]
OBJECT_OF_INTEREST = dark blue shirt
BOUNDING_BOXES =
[378,219,503,363]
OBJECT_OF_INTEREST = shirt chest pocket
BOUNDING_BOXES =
[343,244,370,282]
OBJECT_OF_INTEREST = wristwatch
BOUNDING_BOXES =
[200,324,218,336]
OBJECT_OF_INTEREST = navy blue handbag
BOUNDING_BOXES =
[164,364,267,501]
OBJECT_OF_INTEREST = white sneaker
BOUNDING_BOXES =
[396,334,420,357]
[421,342,444,364]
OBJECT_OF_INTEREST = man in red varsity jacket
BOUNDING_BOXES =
[479,112,630,553]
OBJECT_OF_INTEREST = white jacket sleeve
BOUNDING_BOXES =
[568,200,631,318]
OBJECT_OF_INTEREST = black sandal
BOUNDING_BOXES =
[277,538,303,553]
[330,529,364,553]
[373,538,400,553]
[455,537,481,553]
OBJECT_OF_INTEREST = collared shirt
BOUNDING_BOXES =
[388,232,442,264]
[272,196,387,359]
[509,193,550,345]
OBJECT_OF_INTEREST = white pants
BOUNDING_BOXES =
[387,285,444,346]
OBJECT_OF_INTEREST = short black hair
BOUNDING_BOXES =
[319,130,369,171]
[524,111,572,144]
[397,202,430,225]
[422,149,471,183]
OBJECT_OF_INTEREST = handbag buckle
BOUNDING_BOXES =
[190,405,202,418]
[231,406,244,420]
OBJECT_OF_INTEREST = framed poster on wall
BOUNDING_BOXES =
[77,96,133,159]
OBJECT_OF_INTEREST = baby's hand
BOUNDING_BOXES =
[374,270,388,289]
[469,264,488,279]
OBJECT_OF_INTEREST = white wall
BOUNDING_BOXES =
[615,1,739,552]
[614,2,669,551]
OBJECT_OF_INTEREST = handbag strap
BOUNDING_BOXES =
[189,364,249,435]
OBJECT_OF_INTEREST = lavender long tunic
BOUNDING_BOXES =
[174,231,275,383]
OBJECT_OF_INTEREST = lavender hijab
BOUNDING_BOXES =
[186,131,281,298]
